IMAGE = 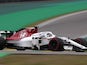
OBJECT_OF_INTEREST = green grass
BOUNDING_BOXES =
[0,55,87,65]
[0,52,10,58]
[0,1,87,31]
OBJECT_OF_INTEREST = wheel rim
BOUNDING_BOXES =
[49,39,59,51]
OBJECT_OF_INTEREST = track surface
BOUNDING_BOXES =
[1,10,87,55]
[39,10,87,39]
[1,50,87,55]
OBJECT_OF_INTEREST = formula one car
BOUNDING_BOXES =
[0,26,40,50]
[7,31,58,50]
[0,26,87,52]
[0,30,16,50]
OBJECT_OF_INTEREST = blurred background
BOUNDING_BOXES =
[0,0,82,3]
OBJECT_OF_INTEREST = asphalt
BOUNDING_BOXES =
[39,10,87,39]
[1,50,87,55]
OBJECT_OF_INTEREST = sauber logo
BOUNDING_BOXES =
[19,31,27,38]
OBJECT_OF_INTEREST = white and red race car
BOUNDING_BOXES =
[0,27,38,49]
[0,26,87,52]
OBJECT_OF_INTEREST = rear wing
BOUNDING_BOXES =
[0,31,15,38]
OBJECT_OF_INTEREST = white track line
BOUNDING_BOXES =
[37,10,87,27]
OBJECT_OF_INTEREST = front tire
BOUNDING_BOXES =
[48,38,64,51]
[73,38,87,47]
[73,38,87,52]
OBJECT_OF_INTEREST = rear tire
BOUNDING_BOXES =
[0,37,6,50]
[48,38,64,51]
